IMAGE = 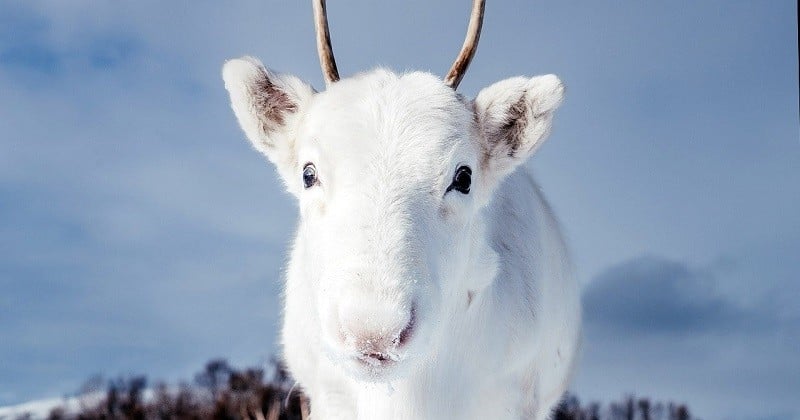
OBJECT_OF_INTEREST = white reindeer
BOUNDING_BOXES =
[222,1,580,419]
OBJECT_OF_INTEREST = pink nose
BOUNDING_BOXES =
[337,302,415,364]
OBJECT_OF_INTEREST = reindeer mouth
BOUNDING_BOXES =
[356,351,399,367]
[346,351,405,382]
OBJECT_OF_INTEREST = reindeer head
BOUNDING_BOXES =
[223,0,564,381]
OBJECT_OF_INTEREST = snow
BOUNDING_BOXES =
[0,393,103,420]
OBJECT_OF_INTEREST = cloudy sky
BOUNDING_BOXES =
[1,1,797,419]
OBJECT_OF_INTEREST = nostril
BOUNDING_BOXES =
[397,307,416,347]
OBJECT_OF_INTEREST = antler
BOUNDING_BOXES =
[313,0,484,89]
[313,0,340,85]
[444,0,485,89]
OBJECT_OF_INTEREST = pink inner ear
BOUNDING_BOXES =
[478,93,529,171]
[252,72,298,131]
[499,95,530,158]
[474,75,564,198]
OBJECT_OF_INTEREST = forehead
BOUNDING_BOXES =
[299,70,474,175]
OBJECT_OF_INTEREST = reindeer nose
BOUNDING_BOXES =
[337,301,415,363]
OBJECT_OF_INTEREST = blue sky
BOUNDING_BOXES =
[0,1,797,419]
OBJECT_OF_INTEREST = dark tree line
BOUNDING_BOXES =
[40,359,306,420]
[554,394,694,420]
[14,359,693,420]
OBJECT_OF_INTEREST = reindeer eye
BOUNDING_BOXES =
[302,163,317,189]
[447,166,472,194]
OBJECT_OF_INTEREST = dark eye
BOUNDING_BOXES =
[447,166,472,194]
[302,163,317,189]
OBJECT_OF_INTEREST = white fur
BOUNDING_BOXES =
[223,57,581,420]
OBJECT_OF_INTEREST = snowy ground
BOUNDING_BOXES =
[0,397,71,419]
[0,393,103,420]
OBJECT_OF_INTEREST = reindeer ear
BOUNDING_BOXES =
[474,74,564,190]
[222,56,315,186]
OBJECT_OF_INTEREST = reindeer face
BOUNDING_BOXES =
[223,0,564,382]
[292,71,483,380]
[223,59,564,381]
[225,63,472,379]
